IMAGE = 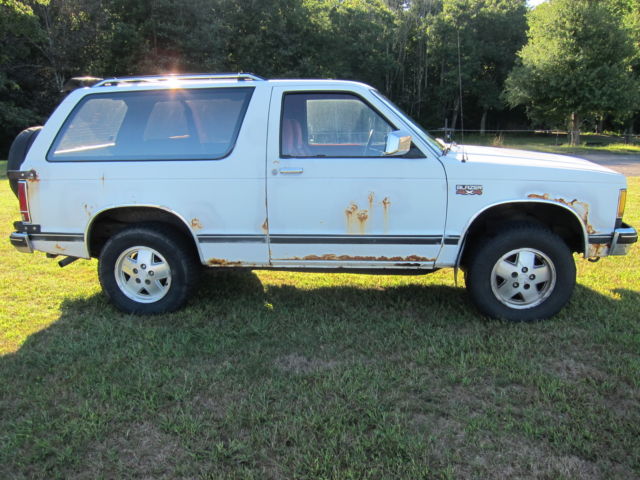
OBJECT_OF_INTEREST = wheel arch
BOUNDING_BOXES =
[86,205,203,261]
[457,200,588,269]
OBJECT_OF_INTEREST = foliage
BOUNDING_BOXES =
[504,0,639,144]
[0,0,639,154]
[0,1,46,136]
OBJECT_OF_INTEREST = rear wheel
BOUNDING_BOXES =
[98,225,199,314]
[465,225,576,321]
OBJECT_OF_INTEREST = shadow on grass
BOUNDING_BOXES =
[1,270,639,478]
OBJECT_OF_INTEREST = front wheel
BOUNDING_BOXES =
[98,225,199,314]
[465,225,576,322]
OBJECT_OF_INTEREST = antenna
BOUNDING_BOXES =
[457,29,464,143]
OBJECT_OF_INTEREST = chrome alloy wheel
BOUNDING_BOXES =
[490,248,556,310]
[114,246,172,303]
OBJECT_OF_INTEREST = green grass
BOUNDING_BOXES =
[1,159,639,478]
[461,132,640,155]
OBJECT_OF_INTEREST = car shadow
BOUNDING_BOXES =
[1,270,638,477]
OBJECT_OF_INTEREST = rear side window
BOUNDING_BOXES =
[48,87,254,161]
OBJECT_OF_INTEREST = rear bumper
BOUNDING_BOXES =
[9,232,34,254]
[610,222,637,255]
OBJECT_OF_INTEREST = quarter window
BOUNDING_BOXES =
[281,93,394,158]
[49,88,254,161]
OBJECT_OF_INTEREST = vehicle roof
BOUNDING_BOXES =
[90,73,372,92]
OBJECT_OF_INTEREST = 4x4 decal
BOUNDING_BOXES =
[456,184,483,195]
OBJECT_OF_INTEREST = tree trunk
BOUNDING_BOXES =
[596,115,604,134]
[624,119,633,144]
[480,108,488,136]
[568,112,580,146]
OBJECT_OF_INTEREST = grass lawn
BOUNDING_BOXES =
[459,132,640,155]
[1,160,639,478]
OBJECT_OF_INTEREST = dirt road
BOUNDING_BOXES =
[571,153,640,176]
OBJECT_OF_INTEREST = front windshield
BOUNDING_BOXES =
[371,89,445,155]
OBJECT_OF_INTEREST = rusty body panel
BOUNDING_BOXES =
[277,253,435,262]
[527,193,595,234]
[587,242,610,257]
[207,258,243,266]
[382,196,391,232]
[27,170,39,183]
[344,196,392,235]
[344,203,366,234]
[190,218,203,230]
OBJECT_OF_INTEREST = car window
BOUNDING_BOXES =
[281,92,393,158]
[49,87,254,161]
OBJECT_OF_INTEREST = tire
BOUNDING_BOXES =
[7,126,43,197]
[98,224,199,314]
[465,224,576,322]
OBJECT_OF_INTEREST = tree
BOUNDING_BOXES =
[0,1,46,151]
[504,0,638,145]
[384,0,527,134]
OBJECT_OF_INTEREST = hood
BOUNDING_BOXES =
[452,145,617,176]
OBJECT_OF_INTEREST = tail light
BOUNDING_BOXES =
[18,181,31,223]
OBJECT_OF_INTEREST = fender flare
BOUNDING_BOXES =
[454,199,589,268]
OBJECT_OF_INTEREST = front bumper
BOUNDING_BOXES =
[10,232,34,254]
[609,222,637,255]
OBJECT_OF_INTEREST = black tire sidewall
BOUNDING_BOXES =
[98,226,198,314]
[466,226,576,322]
[7,126,43,197]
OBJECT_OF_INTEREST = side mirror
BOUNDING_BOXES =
[384,130,412,156]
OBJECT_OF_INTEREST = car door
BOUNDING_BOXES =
[266,86,448,268]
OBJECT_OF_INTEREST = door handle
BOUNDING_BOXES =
[279,167,304,175]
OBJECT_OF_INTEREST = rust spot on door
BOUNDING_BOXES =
[382,197,391,232]
[207,258,242,266]
[345,203,358,217]
[54,243,66,251]
[191,218,203,230]
[368,192,375,209]
[356,210,369,234]
[345,203,370,234]
[527,193,596,234]
[261,218,269,234]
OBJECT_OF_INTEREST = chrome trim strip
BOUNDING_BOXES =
[269,235,444,245]
[198,235,267,243]
[9,232,33,253]
[609,223,637,256]
[31,233,84,243]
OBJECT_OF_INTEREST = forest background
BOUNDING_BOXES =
[1,0,639,156]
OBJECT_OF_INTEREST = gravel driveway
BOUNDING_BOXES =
[570,153,640,176]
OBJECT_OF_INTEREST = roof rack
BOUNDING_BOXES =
[94,73,265,87]
[62,76,104,92]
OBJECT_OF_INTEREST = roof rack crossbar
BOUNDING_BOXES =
[94,73,265,87]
